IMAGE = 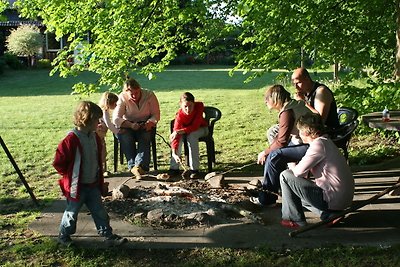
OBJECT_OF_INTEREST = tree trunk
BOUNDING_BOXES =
[300,47,304,68]
[396,0,400,80]
[333,62,339,82]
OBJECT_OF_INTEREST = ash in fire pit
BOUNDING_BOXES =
[103,179,264,229]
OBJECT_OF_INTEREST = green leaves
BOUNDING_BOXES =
[10,0,400,94]
[0,0,7,21]
[14,0,223,93]
[235,0,398,81]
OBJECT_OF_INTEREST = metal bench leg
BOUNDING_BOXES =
[113,135,118,173]
[152,135,157,170]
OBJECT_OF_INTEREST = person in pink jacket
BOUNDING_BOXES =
[54,101,127,247]
[279,113,354,228]
[168,92,208,179]
[113,78,160,180]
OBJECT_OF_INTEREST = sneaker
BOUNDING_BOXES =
[247,179,261,190]
[156,173,171,181]
[249,196,262,206]
[58,235,74,247]
[281,220,306,229]
[189,170,200,179]
[321,211,344,227]
[104,234,128,247]
[249,197,277,207]
[131,166,145,180]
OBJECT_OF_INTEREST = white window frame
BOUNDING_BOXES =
[45,32,67,52]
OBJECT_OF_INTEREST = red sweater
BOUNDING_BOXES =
[53,131,104,201]
[171,102,208,150]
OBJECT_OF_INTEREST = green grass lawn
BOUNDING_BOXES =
[1,67,399,266]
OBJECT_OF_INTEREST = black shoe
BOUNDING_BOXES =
[182,169,191,179]
[104,234,128,247]
[58,235,74,247]
[250,197,277,208]
[167,169,180,177]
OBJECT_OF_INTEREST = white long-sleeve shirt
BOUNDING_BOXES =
[101,111,119,135]
[293,136,354,210]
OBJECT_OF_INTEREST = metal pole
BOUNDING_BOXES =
[0,135,39,206]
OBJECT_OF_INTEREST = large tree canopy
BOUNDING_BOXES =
[234,0,400,81]
[15,0,232,92]
[11,0,400,93]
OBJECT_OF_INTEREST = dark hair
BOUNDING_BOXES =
[180,92,195,102]
[123,77,141,91]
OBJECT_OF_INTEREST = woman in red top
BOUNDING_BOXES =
[169,92,208,179]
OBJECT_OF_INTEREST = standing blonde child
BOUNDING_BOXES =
[97,92,120,176]
[54,101,127,247]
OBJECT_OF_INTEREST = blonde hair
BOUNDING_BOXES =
[99,91,119,111]
[296,113,325,138]
[265,84,291,108]
[73,101,103,127]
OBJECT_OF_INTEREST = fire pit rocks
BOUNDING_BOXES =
[103,179,263,229]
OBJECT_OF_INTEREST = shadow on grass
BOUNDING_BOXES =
[0,68,290,97]
[0,197,52,215]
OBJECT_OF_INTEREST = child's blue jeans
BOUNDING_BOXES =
[59,185,112,238]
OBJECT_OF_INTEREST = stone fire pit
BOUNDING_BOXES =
[103,179,263,229]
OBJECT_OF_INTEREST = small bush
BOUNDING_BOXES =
[3,53,25,69]
[0,57,6,74]
[170,53,195,65]
[335,78,400,115]
[36,59,52,69]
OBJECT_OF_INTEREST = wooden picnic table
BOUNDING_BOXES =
[362,110,400,131]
